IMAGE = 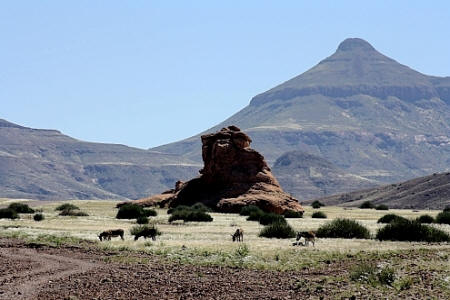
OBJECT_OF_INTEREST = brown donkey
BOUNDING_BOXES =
[99,229,124,241]
[231,228,244,242]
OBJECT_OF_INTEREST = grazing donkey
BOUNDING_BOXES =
[99,229,124,241]
[293,231,316,246]
[133,227,159,241]
[231,228,244,242]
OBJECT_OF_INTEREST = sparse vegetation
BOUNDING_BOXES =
[376,220,450,242]
[375,204,389,210]
[259,222,296,239]
[283,210,303,218]
[416,214,434,224]
[311,211,327,218]
[377,214,408,224]
[435,211,450,225]
[116,203,145,219]
[316,219,371,239]
[350,263,395,286]
[55,203,79,211]
[33,213,44,221]
[311,200,325,209]
[0,208,19,219]
[359,201,375,209]
[8,202,34,214]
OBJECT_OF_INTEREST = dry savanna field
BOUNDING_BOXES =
[1,198,450,299]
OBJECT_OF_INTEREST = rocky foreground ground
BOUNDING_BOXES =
[0,237,449,299]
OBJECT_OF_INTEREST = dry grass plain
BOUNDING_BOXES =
[1,198,450,298]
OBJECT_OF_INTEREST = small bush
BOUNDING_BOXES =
[259,213,287,225]
[246,209,265,222]
[116,203,145,219]
[283,210,303,218]
[376,220,450,242]
[0,208,19,219]
[143,209,157,217]
[8,202,34,213]
[136,216,149,224]
[443,206,450,212]
[378,266,396,285]
[239,205,263,216]
[377,214,408,224]
[435,211,450,225]
[59,209,89,216]
[191,202,212,212]
[359,201,375,209]
[375,204,389,211]
[33,213,44,221]
[259,222,296,239]
[350,263,395,286]
[168,209,213,223]
[316,219,371,239]
[55,203,79,211]
[167,205,191,214]
[311,211,327,218]
[416,214,434,224]
[311,200,325,209]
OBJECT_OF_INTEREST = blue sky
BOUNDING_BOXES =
[1,1,449,148]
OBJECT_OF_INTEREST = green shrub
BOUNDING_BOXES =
[55,203,79,211]
[259,222,296,239]
[116,203,145,219]
[59,209,89,216]
[316,219,371,239]
[239,205,263,216]
[376,220,450,242]
[191,202,212,212]
[143,209,157,217]
[359,201,375,209]
[246,209,265,222]
[33,213,44,221]
[311,200,325,209]
[435,211,450,225]
[443,206,450,212]
[8,202,34,213]
[375,204,389,211]
[416,214,434,224]
[283,210,303,218]
[311,211,327,218]
[168,209,213,223]
[137,216,149,224]
[377,214,408,224]
[167,205,191,214]
[0,208,19,219]
[350,263,395,286]
[259,213,287,225]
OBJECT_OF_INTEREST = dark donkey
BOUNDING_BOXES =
[133,227,159,241]
[99,229,124,241]
[231,228,244,242]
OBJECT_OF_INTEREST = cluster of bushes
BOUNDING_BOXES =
[311,211,327,219]
[435,210,450,225]
[168,203,213,223]
[376,219,450,242]
[259,222,296,239]
[283,209,303,218]
[56,203,89,217]
[359,201,389,210]
[377,214,408,224]
[0,202,36,220]
[316,219,371,239]
[116,203,157,223]
[311,200,325,209]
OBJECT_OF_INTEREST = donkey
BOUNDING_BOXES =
[231,228,244,242]
[133,227,159,241]
[293,231,316,246]
[99,229,124,241]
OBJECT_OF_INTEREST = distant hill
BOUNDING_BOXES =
[313,172,450,209]
[272,151,378,201]
[0,119,199,200]
[154,38,450,187]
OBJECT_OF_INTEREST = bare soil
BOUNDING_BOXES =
[0,238,448,299]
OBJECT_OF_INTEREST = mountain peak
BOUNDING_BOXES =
[337,38,375,52]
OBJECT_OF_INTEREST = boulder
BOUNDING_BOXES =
[130,126,303,214]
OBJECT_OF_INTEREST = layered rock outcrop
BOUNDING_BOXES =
[133,126,303,214]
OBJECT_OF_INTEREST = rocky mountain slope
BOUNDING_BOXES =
[154,38,450,187]
[272,151,377,201]
[313,172,450,209]
[0,119,199,200]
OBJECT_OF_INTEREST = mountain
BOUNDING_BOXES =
[0,119,199,200]
[313,172,450,209]
[272,151,377,201]
[154,38,450,188]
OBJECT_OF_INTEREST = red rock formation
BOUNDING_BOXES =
[130,126,303,214]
